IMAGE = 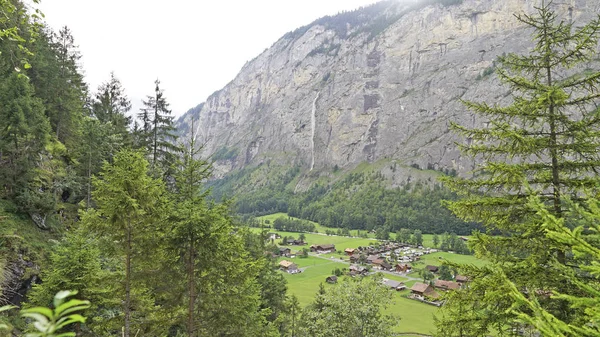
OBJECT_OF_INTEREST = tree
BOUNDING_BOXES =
[299,233,306,242]
[420,269,434,283]
[0,72,51,215]
[412,229,423,246]
[438,265,453,281]
[502,195,600,336]
[438,2,600,334]
[432,233,439,248]
[396,228,411,243]
[299,276,397,336]
[81,149,168,337]
[92,72,131,146]
[137,79,180,172]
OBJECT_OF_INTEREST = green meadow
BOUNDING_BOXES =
[258,212,486,335]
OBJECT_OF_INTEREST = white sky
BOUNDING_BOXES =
[39,0,380,117]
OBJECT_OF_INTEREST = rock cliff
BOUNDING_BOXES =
[176,0,599,180]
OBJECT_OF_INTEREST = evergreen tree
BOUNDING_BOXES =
[138,79,180,172]
[81,149,169,337]
[0,73,51,215]
[92,72,132,146]
[438,2,600,335]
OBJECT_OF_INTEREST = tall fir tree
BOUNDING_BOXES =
[92,72,132,147]
[138,79,180,173]
[81,149,170,337]
[437,2,600,335]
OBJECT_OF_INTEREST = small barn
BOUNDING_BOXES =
[326,275,338,284]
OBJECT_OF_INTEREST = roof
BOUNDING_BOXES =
[434,280,460,290]
[345,248,356,253]
[383,279,404,289]
[381,262,392,269]
[318,244,335,250]
[372,259,385,265]
[326,275,338,281]
[426,265,439,272]
[411,282,431,293]
[367,255,379,262]
[279,247,290,252]
[279,260,294,268]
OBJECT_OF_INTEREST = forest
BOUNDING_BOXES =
[1,0,600,337]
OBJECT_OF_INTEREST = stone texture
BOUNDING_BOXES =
[176,0,599,178]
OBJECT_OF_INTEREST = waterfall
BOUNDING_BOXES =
[310,91,320,171]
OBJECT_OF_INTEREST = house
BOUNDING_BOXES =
[310,244,336,253]
[349,265,368,275]
[410,282,440,300]
[382,279,406,291]
[425,265,439,273]
[395,263,412,273]
[267,233,281,240]
[278,247,291,256]
[434,280,461,291]
[279,260,300,274]
[291,239,306,245]
[455,275,470,283]
[345,248,357,255]
[380,261,392,271]
[326,275,338,284]
[349,253,361,263]
[366,255,379,264]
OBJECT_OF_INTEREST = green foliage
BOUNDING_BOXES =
[298,276,398,336]
[136,79,181,174]
[438,3,600,335]
[273,216,316,233]
[21,290,89,337]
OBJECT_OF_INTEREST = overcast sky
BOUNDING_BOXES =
[39,0,380,117]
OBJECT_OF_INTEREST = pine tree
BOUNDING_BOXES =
[92,72,132,146]
[438,2,600,335]
[81,149,169,337]
[138,79,180,172]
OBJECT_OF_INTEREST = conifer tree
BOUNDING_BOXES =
[438,2,600,335]
[138,79,180,172]
[92,72,132,146]
[81,149,169,337]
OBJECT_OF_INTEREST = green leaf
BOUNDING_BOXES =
[21,306,53,319]
[55,299,90,316]
[54,290,77,308]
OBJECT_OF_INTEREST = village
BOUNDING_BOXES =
[272,234,471,307]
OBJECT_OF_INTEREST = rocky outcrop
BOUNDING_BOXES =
[177,0,599,179]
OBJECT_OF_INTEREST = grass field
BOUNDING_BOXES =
[257,212,486,335]
[255,213,471,248]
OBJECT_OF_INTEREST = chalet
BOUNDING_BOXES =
[425,265,439,273]
[349,265,368,275]
[455,275,470,283]
[278,247,291,256]
[326,275,338,284]
[434,280,461,291]
[349,253,361,263]
[310,244,336,253]
[279,260,300,274]
[345,248,357,255]
[290,239,306,246]
[382,279,406,291]
[410,282,440,300]
[366,255,379,264]
[395,263,412,273]
[372,259,392,271]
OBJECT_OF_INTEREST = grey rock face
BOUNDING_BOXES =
[176,0,599,178]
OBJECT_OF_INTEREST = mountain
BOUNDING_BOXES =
[176,0,599,186]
